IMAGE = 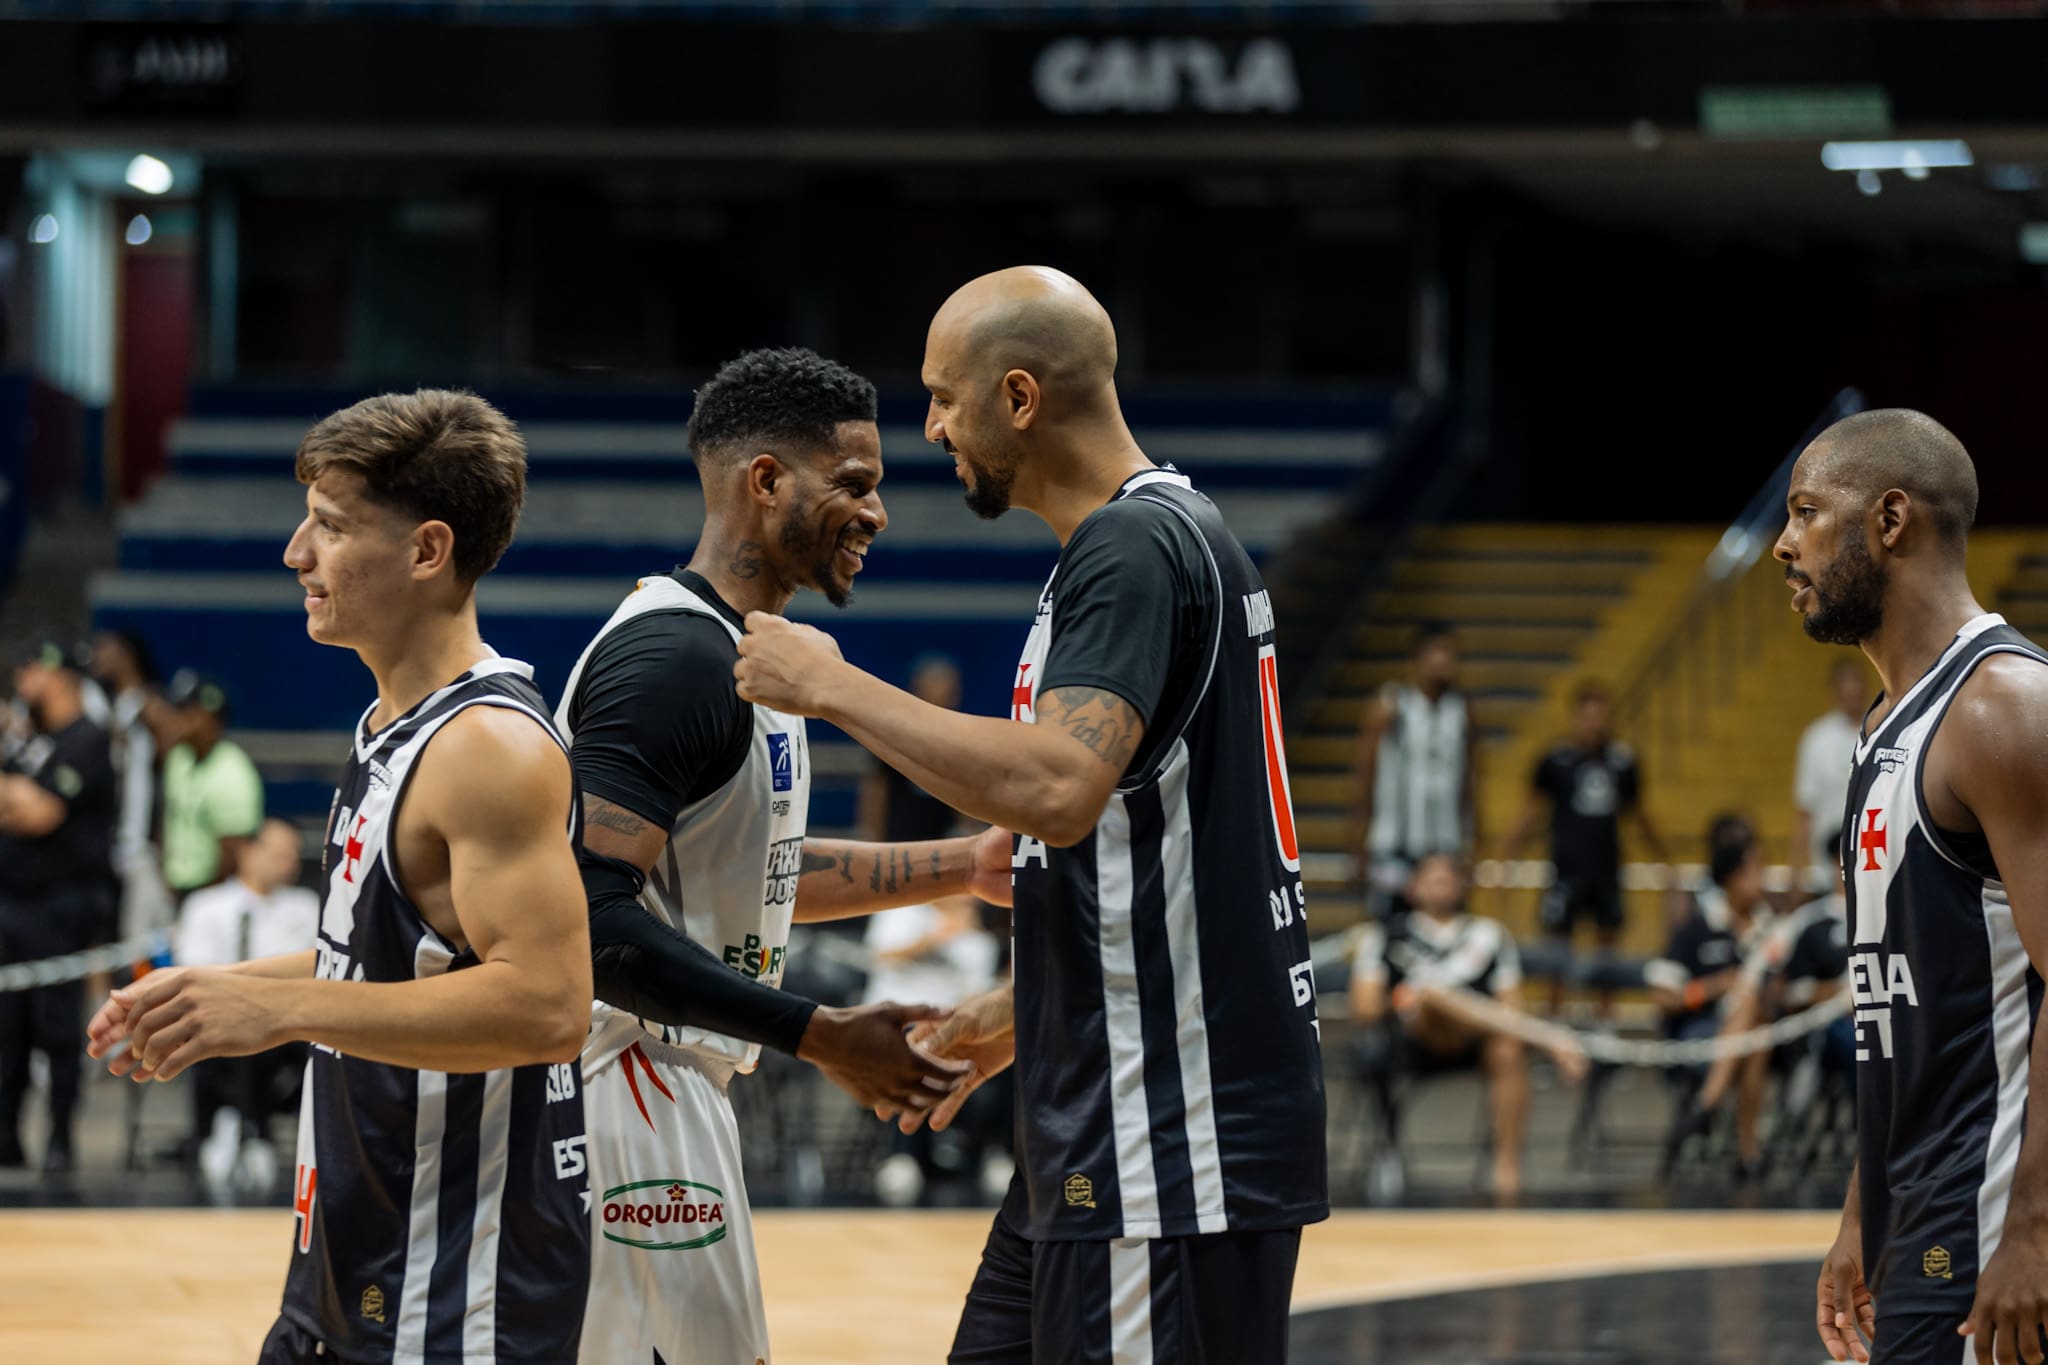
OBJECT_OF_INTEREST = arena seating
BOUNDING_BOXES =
[91,381,1396,826]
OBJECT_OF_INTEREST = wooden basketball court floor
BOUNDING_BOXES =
[0,1207,1837,1362]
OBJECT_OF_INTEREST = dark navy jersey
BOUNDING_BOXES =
[282,658,591,1363]
[1007,468,1329,1243]
[1845,614,2048,1317]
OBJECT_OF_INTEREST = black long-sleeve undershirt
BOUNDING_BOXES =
[581,849,818,1056]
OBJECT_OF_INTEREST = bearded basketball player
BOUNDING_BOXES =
[736,270,1328,1363]
[1782,410,2048,1365]
[562,348,1009,1363]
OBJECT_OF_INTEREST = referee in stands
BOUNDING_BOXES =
[0,638,116,1174]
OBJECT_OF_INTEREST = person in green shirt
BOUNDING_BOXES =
[159,671,264,895]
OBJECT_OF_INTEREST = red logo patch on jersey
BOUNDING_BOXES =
[293,1162,318,1254]
[341,814,368,884]
[1011,663,1035,723]
[1859,808,1888,872]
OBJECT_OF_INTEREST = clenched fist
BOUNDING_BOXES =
[734,612,846,718]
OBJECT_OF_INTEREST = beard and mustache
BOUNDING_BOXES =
[1793,532,1887,646]
[947,435,1021,522]
[781,494,862,610]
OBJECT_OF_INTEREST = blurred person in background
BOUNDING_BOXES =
[1503,680,1667,1019]
[1350,852,1586,1198]
[864,892,1006,1208]
[1686,841,1853,1170]
[1655,815,1776,1176]
[90,629,173,942]
[158,670,264,899]
[1353,622,1478,918]
[0,639,116,1174]
[860,654,966,845]
[1793,657,1872,893]
[172,817,317,1195]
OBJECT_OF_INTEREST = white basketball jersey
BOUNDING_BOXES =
[557,575,811,1083]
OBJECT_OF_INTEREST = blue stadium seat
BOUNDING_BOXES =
[94,383,1393,827]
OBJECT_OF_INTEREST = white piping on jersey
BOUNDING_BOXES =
[465,1067,515,1360]
[1157,742,1229,1236]
[1117,487,1226,795]
[1095,792,1160,1235]
[395,1066,449,1360]
[1907,641,2048,879]
[1108,1237,1154,1365]
[361,693,575,960]
[351,654,528,766]
[1854,614,2005,765]
[1977,880,2033,1280]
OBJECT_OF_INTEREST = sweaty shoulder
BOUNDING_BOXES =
[1932,651,2048,820]
[409,703,574,841]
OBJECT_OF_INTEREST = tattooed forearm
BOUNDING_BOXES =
[585,799,650,837]
[791,836,975,921]
[1037,686,1144,770]
[801,850,839,876]
[729,541,764,580]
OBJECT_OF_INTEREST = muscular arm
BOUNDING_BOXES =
[754,653,1143,850]
[112,708,592,1077]
[1938,658,2048,1245]
[795,830,1013,922]
[276,708,591,1068]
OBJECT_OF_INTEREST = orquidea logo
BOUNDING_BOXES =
[602,1179,729,1250]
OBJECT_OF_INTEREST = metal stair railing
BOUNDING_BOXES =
[1609,387,1865,787]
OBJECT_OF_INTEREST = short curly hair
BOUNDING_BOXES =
[685,348,878,471]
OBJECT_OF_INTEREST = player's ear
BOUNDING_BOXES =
[744,453,783,508]
[1003,369,1042,431]
[1877,487,1910,549]
[412,519,457,580]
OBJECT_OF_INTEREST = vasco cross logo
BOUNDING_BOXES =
[767,733,794,793]
[1859,809,1888,873]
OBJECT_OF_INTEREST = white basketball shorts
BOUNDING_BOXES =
[577,1035,769,1365]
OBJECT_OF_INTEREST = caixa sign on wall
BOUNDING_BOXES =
[81,26,243,114]
[1032,36,1299,116]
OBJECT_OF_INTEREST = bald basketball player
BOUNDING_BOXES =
[1781,411,2048,1365]
[737,268,1328,1363]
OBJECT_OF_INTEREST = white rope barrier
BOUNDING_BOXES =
[0,933,171,993]
[797,920,1854,1071]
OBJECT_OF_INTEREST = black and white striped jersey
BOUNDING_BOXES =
[1353,912,1523,999]
[281,658,591,1362]
[1845,613,2048,1316]
[1007,468,1329,1244]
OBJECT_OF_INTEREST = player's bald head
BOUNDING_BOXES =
[1799,408,1979,551]
[927,266,1118,403]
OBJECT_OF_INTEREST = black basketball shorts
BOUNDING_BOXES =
[948,1196,1303,1364]
[1873,1310,2048,1365]
[1539,877,1625,935]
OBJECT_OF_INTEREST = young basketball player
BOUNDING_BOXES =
[561,348,1008,1363]
[736,270,1328,1362]
[86,390,595,1363]
[1782,410,2048,1365]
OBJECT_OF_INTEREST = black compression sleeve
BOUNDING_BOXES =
[581,850,818,1056]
